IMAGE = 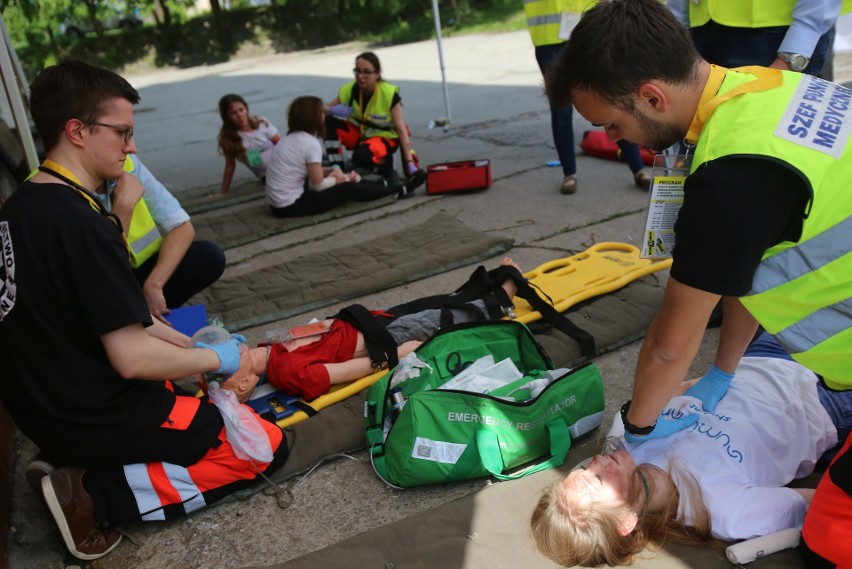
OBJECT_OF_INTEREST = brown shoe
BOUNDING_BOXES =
[41,467,122,560]
[25,457,55,510]
[560,174,578,194]
[633,168,652,191]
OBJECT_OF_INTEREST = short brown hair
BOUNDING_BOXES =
[545,0,699,111]
[29,59,140,151]
[287,96,325,137]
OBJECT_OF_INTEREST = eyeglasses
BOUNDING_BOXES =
[353,68,377,76]
[87,121,134,144]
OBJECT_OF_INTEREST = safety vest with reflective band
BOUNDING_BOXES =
[691,68,852,388]
[122,155,162,269]
[524,0,590,46]
[690,0,852,28]
[338,80,399,140]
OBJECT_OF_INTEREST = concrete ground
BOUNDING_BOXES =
[6,31,850,569]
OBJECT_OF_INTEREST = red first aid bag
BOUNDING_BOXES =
[579,130,657,166]
[426,159,492,195]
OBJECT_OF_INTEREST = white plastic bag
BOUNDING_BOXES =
[439,355,523,393]
[208,383,274,464]
[388,352,433,389]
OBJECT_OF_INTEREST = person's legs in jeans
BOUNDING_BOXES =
[535,43,577,193]
[618,141,652,189]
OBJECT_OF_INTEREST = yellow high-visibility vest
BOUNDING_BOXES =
[122,156,162,268]
[338,80,400,140]
[691,68,852,388]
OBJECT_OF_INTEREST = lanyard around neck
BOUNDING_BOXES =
[38,158,131,257]
[685,66,784,144]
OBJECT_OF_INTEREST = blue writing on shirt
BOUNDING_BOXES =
[775,75,852,159]
[666,403,743,463]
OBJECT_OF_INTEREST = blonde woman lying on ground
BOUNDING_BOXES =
[531,334,852,567]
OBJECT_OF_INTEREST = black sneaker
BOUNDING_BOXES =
[406,168,427,192]
[397,184,414,199]
[383,169,402,187]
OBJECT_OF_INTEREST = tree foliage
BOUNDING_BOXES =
[2,0,518,77]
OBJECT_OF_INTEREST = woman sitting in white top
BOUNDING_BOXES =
[216,93,280,196]
[530,333,852,567]
[265,96,405,218]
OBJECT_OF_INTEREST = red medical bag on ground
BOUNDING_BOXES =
[426,159,492,195]
[579,130,657,165]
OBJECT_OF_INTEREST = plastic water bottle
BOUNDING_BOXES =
[390,388,407,419]
[726,529,800,564]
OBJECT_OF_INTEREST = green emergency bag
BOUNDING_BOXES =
[365,320,605,487]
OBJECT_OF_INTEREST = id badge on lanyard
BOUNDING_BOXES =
[640,149,693,259]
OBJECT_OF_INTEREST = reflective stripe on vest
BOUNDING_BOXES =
[689,0,796,28]
[338,81,399,140]
[123,156,163,268]
[125,462,206,521]
[691,69,852,387]
[525,0,563,46]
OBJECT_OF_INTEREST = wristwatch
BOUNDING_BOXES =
[777,52,810,72]
[620,400,656,436]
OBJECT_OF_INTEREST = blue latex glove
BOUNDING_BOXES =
[685,364,734,412]
[329,104,353,118]
[196,333,247,376]
[624,412,699,444]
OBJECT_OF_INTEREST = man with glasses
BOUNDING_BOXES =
[325,51,427,194]
[0,60,287,561]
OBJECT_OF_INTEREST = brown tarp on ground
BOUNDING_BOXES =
[192,194,397,249]
[180,179,266,215]
[191,212,514,332]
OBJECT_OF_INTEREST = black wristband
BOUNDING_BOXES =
[620,400,656,436]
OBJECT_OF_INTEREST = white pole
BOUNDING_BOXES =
[431,0,452,131]
[0,13,38,172]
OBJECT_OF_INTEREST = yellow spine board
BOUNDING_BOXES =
[274,242,671,428]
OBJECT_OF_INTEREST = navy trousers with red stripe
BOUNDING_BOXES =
[83,395,287,523]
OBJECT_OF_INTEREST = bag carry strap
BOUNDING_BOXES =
[386,265,508,321]
[476,417,571,481]
[388,264,596,356]
[335,304,399,369]
[496,266,596,358]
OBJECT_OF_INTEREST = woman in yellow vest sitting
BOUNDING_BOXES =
[325,52,427,192]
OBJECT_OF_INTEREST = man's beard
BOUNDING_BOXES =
[633,109,684,151]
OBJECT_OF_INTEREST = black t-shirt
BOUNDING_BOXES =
[0,182,175,463]
[671,157,811,296]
